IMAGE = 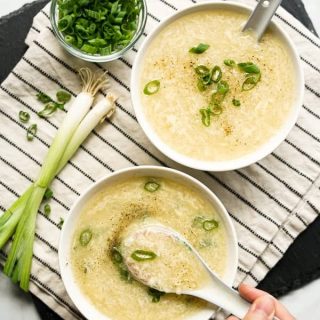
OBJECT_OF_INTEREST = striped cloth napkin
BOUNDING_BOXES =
[1,0,320,319]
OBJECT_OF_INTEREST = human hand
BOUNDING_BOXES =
[227,284,295,320]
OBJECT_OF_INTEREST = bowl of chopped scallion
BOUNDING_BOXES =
[50,0,147,62]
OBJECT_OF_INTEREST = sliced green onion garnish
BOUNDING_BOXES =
[44,204,51,217]
[143,80,160,95]
[131,250,157,262]
[202,219,219,231]
[238,62,260,74]
[224,59,236,67]
[242,73,261,91]
[197,80,207,92]
[211,66,222,83]
[189,43,209,54]
[37,102,58,118]
[144,181,160,192]
[36,92,52,104]
[195,65,210,76]
[199,108,211,127]
[232,99,241,107]
[217,80,229,95]
[211,92,225,106]
[80,229,93,246]
[26,124,37,141]
[19,111,30,123]
[43,188,53,200]
[56,91,71,103]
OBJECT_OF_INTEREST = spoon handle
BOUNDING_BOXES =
[242,0,283,40]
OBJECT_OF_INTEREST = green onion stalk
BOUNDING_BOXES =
[0,68,116,291]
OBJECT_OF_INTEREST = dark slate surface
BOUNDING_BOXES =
[0,1,318,319]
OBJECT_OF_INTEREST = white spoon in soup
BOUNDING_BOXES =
[120,224,278,320]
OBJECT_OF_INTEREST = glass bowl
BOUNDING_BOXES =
[50,0,147,62]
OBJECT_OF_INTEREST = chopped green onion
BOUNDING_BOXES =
[195,65,210,76]
[238,62,260,74]
[57,0,141,56]
[143,80,160,95]
[217,80,229,95]
[43,188,53,200]
[148,288,165,303]
[189,43,210,54]
[44,204,51,217]
[224,59,236,67]
[242,73,261,91]
[197,80,207,92]
[56,91,71,103]
[26,124,37,141]
[199,108,211,127]
[58,217,64,229]
[37,102,58,118]
[144,181,160,192]
[36,92,52,104]
[211,92,225,106]
[232,99,241,107]
[19,111,30,123]
[131,250,157,262]
[202,219,219,231]
[80,229,93,246]
[211,66,222,83]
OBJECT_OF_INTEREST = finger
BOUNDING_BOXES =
[244,295,275,320]
[227,316,239,320]
[239,284,295,320]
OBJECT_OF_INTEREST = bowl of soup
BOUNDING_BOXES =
[130,1,304,171]
[59,166,238,320]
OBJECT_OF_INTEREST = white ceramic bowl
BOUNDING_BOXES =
[130,1,304,172]
[59,166,239,320]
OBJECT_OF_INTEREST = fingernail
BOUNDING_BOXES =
[252,296,275,319]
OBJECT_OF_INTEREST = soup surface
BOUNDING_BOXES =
[140,9,295,161]
[71,176,228,320]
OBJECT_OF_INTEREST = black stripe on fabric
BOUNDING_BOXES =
[296,123,320,144]
[235,170,291,213]
[281,227,295,240]
[0,156,70,211]
[295,213,308,227]
[11,65,137,168]
[33,255,61,277]
[0,109,95,183]
[256,163,303,198]
[303,104,320,121]
[306,201,320,215]
[3,74,115,174]
[31,26,40,33]
[118,57,133,69]
[148,12,161,23]
[305,83,320,99]
[35,233,58,253]
[40,9,50,20]
[207,173,281,227]
[285,139,320,167]
[271,152,313,182]
[237,266,260,283]
[0,180,61,229]
[1,135,80,196]
[238,243,271,270]
[301,56,320,74]
[230,212,284,255]
[159,0,178,11]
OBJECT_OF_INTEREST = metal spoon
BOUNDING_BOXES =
[121,224,271,319]
[243,0,283,41]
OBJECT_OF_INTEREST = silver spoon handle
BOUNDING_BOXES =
[242,0,283,40]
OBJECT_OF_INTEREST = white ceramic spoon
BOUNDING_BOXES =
[243,0,283,40]
[122,224,278,320]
